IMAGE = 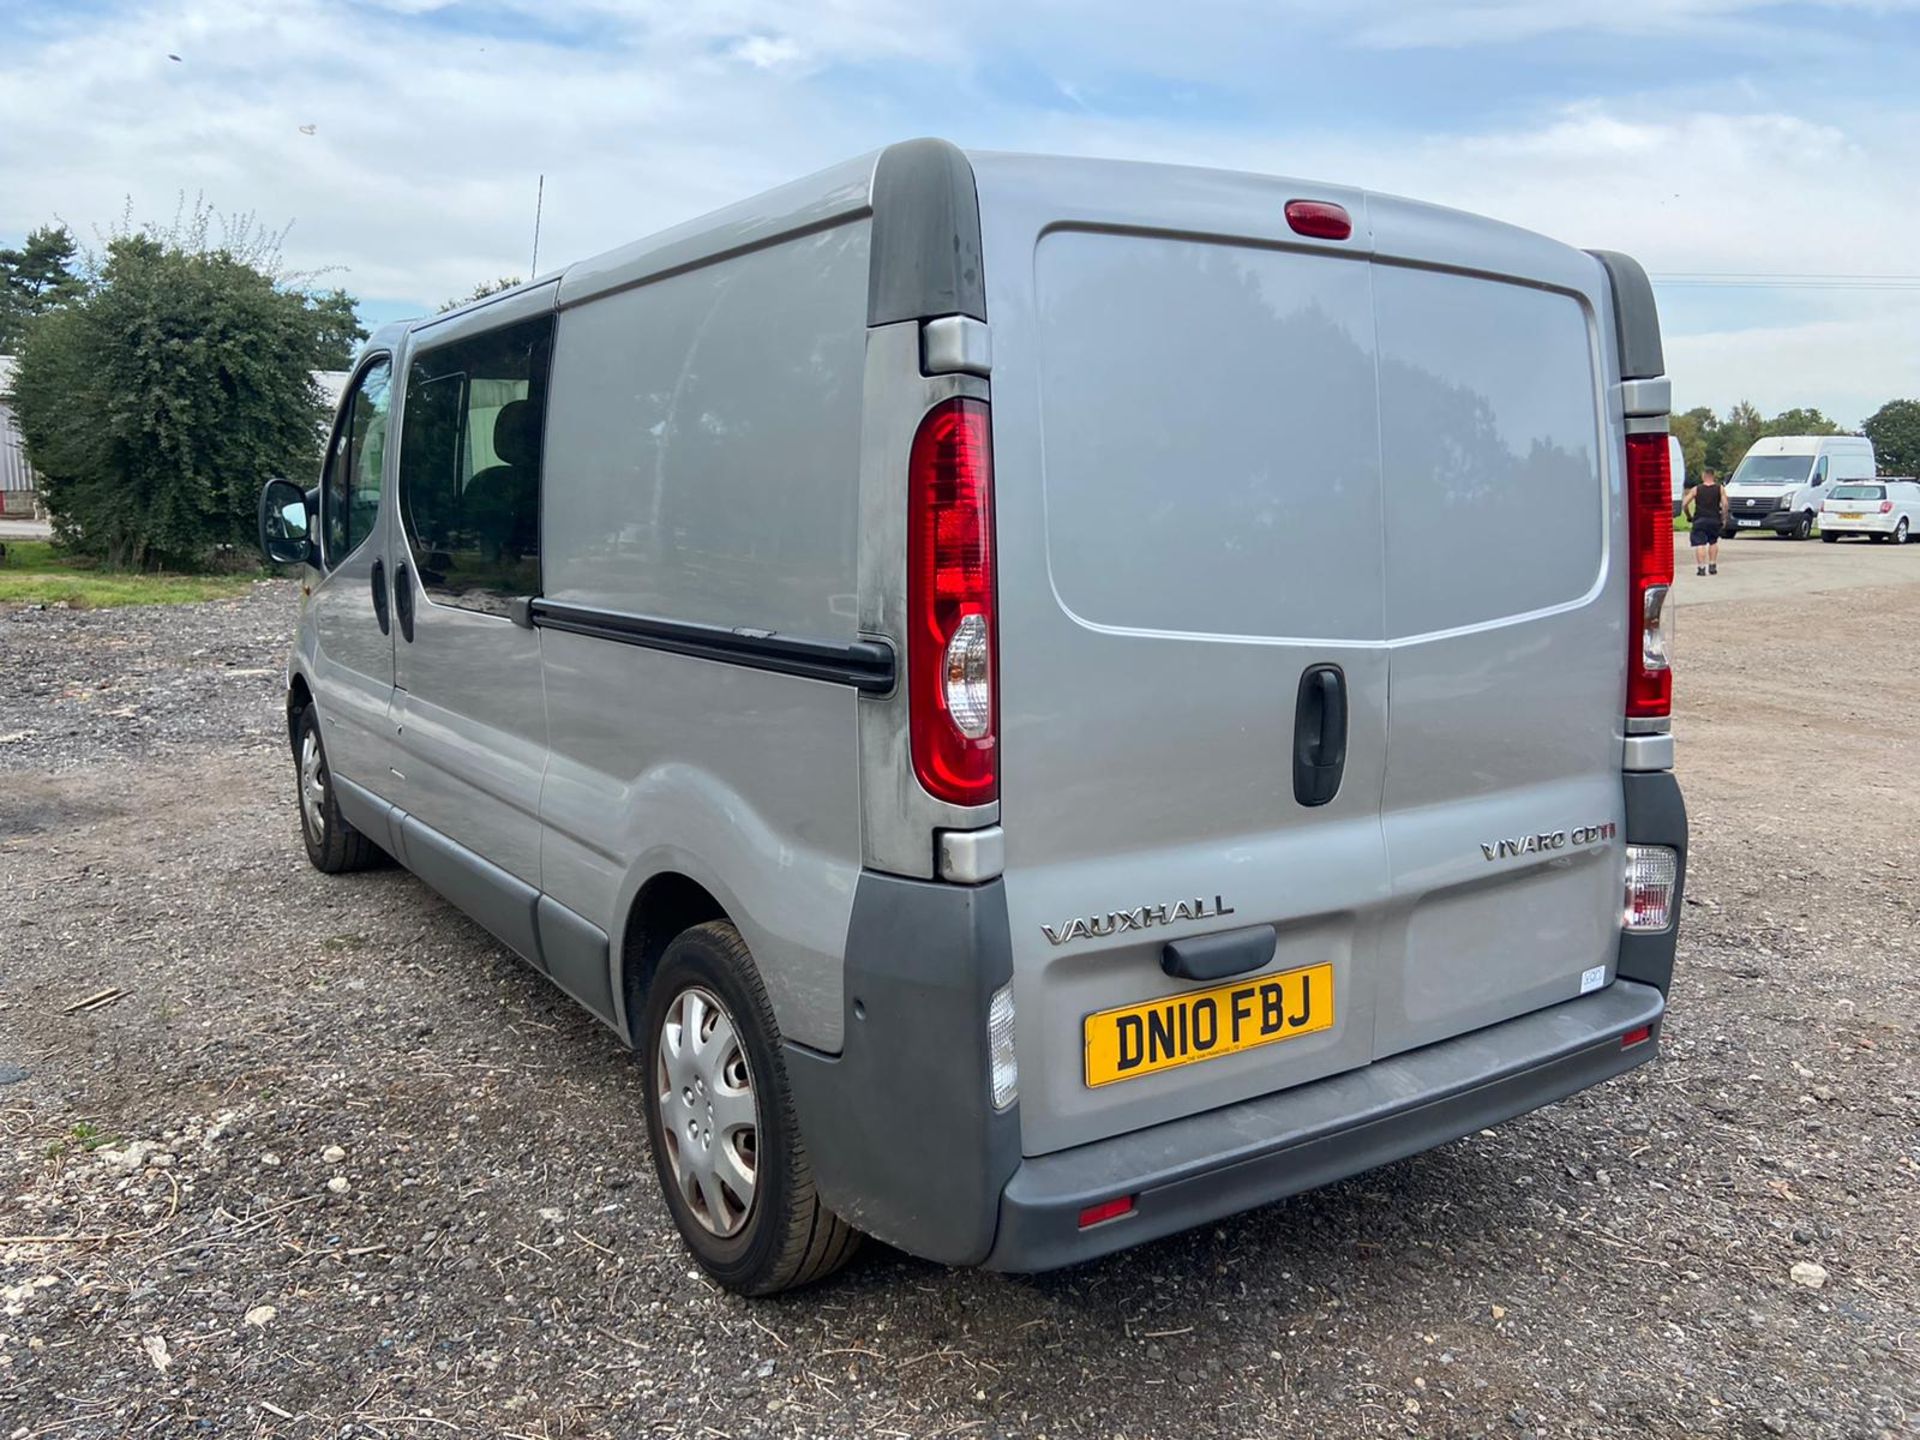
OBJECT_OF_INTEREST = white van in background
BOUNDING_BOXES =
[1670,434,1686,517]
[1819,479,1920,544]
[1725,435,1875,540]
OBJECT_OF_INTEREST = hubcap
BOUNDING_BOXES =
[299,732,327,842]
[655,986,758,1238]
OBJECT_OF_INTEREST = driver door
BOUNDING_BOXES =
[307,354,397,792]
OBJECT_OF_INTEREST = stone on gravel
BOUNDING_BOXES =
[321,1144,347,1164]
[1789,1261,1829,1289]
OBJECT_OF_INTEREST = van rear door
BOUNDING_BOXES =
[976,157,1632,1156]
[1364,198,1627,1056]
[976,160,1394,1156]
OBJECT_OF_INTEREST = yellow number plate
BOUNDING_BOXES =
[1083,963,1334,1087]
[1841,512,1864,520]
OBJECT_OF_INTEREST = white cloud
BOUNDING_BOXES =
[2,0,1915,419]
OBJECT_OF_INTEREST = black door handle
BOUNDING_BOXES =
[1293,664,1347,807]
[370,558,390,636]
[393,561,415,643]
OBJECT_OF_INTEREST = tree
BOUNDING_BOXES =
[439,276,522,313]
[1759,407,1841,439]
[1669,406,1711,482]
[11,208,365,570]
[0,224,84,351]
[1863,399,1920,476]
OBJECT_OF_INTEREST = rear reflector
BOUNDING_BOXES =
[1285,199,1352,241]
[1077,1195,1136,1229]
[1624,433,1675,719]
[1623,843,1677,931]
[1621,1024,1653,1049]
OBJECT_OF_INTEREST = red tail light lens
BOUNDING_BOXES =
[908,398,997,806]
[1285,199,1352,241]
[1880,500,1894,514]
[1624,433,1674,719]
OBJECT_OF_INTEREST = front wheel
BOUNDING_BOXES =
[294,704,381,873]
[1793,512,1814,541]
[640,921,860,1295]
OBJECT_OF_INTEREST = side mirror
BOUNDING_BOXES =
[257,477,318,567]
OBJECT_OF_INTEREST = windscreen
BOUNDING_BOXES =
[1731,455,1812,485]
[1830,484,1885,500]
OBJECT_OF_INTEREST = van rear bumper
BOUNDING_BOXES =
[982,978,1665,1272]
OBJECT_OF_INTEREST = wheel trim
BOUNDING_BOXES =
[656,985,759,1238]
[299,731,327,842]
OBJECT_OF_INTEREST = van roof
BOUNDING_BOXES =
[1744,435,1867,458]
[377,138,1610,341]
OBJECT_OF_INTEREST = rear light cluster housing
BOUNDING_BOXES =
[908,398,998,806]
[1624,433,1674,718]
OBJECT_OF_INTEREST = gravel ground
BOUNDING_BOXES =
[0,571,1915,1439]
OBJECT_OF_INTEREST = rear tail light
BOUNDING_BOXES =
[1880,500,1894,514]
[1623,843,1677,931]
[1624,433,1675,719]
[1620,1024,1654,1049]
[908,398,998,806]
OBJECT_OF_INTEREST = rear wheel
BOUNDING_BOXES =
[1895,518,1911,545]
[294,705,381,873]
[639,921,860,1295]
[1821,531,1840,543]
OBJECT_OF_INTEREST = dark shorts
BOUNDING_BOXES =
[1690,520,1723,547]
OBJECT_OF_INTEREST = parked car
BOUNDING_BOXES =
[1819,479,1920,543]
[255,140,1686,1294]
[1725,434,1876,539]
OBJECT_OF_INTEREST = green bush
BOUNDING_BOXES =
[9,211,362,571]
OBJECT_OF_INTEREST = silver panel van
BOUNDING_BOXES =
[257,140,1688,1294]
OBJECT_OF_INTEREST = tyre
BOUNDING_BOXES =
[1793,512,1813,541]
[640,921,860,1295]
[294,704,381,873]
[1821,531,1840,543]
[1895,518,1911,545]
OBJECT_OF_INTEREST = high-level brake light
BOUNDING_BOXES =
[908,398,998,807]
[1285,199,1352,241]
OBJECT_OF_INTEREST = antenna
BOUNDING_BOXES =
[530,173,545,278]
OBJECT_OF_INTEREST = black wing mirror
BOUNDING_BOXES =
[257,477,318,567]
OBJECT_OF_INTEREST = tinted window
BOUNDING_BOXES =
[397,316,553,616]
[323,358,392,566]
[1829,484,1884,500]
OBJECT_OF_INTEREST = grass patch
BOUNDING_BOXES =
[0,540,260,609]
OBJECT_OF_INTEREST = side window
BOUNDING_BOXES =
[397,315,552,616]
[1811,457,1829,486]
[322,357,393,566]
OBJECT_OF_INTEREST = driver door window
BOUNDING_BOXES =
[323,357,393,567]
[1810,457,1829,487]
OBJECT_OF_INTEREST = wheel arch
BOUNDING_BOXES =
[286,671,315,756]
[614,869,731,1046]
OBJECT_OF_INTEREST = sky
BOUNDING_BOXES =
[2,0,1917,427]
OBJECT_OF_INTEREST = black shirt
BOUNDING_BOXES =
[1693,481,1724,521]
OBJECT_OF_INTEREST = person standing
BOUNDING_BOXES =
[1685,466,1729,575]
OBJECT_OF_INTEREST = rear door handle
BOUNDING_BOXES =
[1292,664,1347,807]
[393,562,415,643]
[370,558,390,636]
